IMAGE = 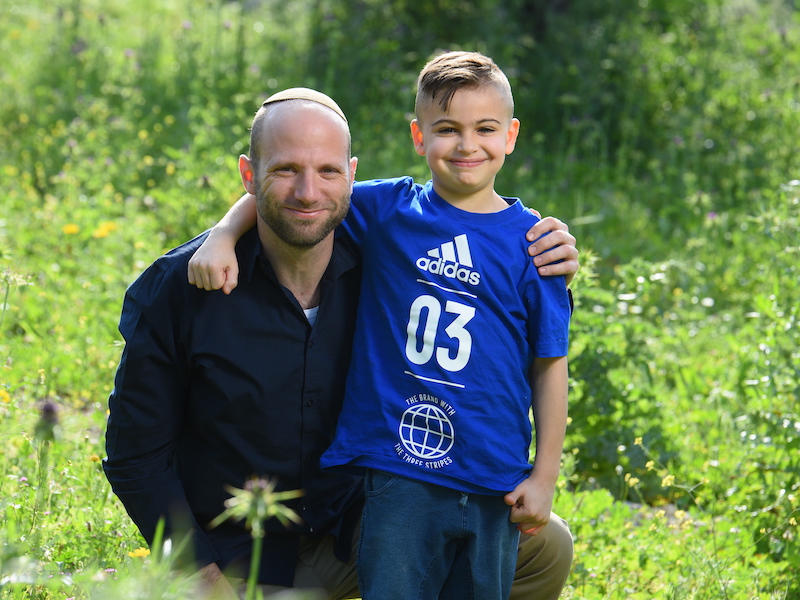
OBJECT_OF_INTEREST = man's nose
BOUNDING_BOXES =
[294,172,322,202]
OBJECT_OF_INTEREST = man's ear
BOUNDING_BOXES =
[239,155,256,194]
[349,156,358,188]
[410,120,426,156]
[505,118,521,155]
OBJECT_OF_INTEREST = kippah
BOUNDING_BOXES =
[262,87,347,122]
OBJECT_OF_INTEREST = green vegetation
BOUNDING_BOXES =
[1,0,798,598]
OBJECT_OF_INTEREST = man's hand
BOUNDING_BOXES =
[198,563,238,599]
[504,473,556,537]
[525,216,579,285]
[187,231,241,295]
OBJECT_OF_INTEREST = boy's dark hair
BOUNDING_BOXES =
[415,51,514,118]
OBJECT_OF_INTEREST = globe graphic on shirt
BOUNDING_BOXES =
[398,403,455,459]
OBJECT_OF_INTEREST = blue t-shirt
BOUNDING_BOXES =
[321,177,571,494]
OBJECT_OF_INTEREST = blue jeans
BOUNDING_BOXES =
[358,470,519,600]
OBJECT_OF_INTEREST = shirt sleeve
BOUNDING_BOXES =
[103,261,219,567]
[342,177,414,247]
[524,270,571,358]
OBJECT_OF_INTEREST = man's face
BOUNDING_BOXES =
[250,103,357,248]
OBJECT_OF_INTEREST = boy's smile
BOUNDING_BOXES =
[411,85,520,212]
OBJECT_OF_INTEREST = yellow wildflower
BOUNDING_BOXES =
[661,474,675,487]
[63,223,80,235]
[0,389,11,403]
[634,437,643,446]
[128,547,150,558]
[89,454,101,462]
[92,221,119,238]
[646,460,655,471]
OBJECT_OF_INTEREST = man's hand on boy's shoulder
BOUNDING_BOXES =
[524,216,579,285]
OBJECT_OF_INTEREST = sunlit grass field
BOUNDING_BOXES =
[1,0,798,598]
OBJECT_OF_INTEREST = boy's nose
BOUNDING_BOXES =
[458,133,478,153]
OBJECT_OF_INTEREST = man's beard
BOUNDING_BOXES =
[255,185,350,248]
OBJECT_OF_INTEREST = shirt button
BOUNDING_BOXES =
[306,400,313,407]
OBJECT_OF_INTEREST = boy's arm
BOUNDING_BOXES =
[187,193,257,295]
[187,193,580,292]
[504,355,568,536]
[525,215,579,285]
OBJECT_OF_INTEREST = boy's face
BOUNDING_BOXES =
[411,85,519,206]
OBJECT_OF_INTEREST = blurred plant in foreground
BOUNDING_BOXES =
[210,477,303,600]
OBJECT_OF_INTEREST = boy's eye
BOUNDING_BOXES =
[436,127,457,134]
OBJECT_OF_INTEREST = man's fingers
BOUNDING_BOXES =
[532,243,578,265]
[537,258,580,277]
[526,216,569,242]
[528,230,577,257]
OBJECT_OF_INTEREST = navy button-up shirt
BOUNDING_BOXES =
[104,227,363,586]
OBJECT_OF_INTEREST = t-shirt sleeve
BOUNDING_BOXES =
[342,177,414,247]
[524,271,571,358]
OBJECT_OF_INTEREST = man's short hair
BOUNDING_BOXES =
[414,51,514,118]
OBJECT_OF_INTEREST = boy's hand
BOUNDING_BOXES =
[504,473,556,537]
[187,233,240,295]
[525,216,579,285]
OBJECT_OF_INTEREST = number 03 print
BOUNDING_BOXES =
[405,295,476,372]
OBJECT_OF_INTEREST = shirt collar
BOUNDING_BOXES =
[239,226,360,285]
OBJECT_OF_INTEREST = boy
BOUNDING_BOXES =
[191,52,571,599]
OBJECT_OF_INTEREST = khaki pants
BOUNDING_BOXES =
[229,512,573,600]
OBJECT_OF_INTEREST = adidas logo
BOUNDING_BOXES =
[415,234,481,286]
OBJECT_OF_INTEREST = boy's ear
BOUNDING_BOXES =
[505,118,521,155]
[410,120,426,156]
[239,155,256,194]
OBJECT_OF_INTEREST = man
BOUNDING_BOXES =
[104,89,579,599]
